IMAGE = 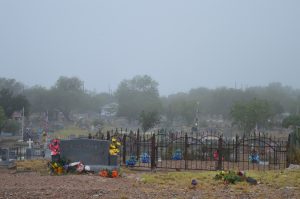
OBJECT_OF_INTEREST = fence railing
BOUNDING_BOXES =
[103,129,288,171]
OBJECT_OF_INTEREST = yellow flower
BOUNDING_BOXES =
[110,144,116,149]
[112,138,116,142]
[109,149,115,155]
[116,142,121,146]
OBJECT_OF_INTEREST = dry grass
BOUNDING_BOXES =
[53,126,90,139]
[16,159,49,174]
[141,169,300,190]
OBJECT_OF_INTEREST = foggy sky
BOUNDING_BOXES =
[0,1,299,95]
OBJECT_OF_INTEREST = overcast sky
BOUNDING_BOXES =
[0,1,299,95]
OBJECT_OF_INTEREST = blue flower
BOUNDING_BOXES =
[141,153,150,163]
[126,156,137,167]
[172,149,182,160]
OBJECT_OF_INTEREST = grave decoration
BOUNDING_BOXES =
[48,139,60,162]
[99,169,119,178]
[141,153,150,163]
[214,170,257,185]
[249,151,260,163]
[48,138,120,175]
[126,155,137,167]
[109,137,121,155]
[172,149,182,160]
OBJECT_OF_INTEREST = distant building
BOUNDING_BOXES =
[101,103,118,117]
[11,111,22,121]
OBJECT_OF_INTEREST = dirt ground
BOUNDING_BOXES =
[0,168,299,199]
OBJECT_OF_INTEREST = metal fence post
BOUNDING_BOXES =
[151,134,156,170]
[137,128,140,161]
[217,136,223,170]
[122,134,127,164]
[235,135,239,162]
[184,133,188,170]
[286,133,291,168]
[107,131,110,140]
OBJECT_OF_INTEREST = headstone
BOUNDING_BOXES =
[0,148,8,161]
[26,148,32,160]
[27,138,33,149]
[0,148,15,168]
[60,139,118,171]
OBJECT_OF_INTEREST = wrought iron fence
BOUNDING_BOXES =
[105,129,288,171]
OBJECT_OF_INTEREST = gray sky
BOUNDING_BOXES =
[0,1,299,95]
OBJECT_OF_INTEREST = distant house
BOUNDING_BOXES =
[101,103,118,117]
[11,111,22,121]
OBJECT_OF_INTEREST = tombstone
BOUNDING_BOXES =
[26,148,32,160]
[60,139,119,172]
[0,148,8,161]
[0,148,15,168]
[27,138,33,149]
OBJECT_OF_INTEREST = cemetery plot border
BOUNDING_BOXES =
[111,130,288,171]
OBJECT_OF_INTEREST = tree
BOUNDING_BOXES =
[24,86,50,113]
[116,75,161,121]
[50,76,86,120]
[230,98,272,135]
[0,88,30,117]
[54,76,84,91]
[0,78,24,95]
[139,110,160,132]
[282,115,300,128]
[0,106,6,132]
[2,119,20,135]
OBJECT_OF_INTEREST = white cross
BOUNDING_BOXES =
[27,138,33,149]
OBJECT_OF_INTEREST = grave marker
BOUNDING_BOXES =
[60,139,119,171]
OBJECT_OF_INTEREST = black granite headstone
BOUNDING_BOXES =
[60,139,110,165]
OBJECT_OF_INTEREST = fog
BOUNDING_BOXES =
[0,1,299,95]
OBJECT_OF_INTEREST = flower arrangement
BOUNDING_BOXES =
[99,169,118,178]
[172,149,182,160]
[99,170,108,177]
[110,137,121,156]
[126,155,137,167]
[213,170,258,185]
[141,153,150,163]
[48,161,64,175]
[249,152,260,163]
[214,170,243,184]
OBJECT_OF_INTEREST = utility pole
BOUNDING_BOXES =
[21,107,24,141]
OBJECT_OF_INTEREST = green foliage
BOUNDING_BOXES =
[2,119,20,134]
[25,78,114,120]
[0,78,24,95]
[0,106,6,131]
[282,115,300,128]
[162,93,196,125]
[214,170,243,184]
[139,110,160,132]
[230,98,272,134]
[116,75,161,121]
[0,88,30,117]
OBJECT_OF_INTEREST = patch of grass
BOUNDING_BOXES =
[141,171,216,187]
[16,159,48,173]
[246,169,300,188]
[141,169,300,189]
[53,126,90,139]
